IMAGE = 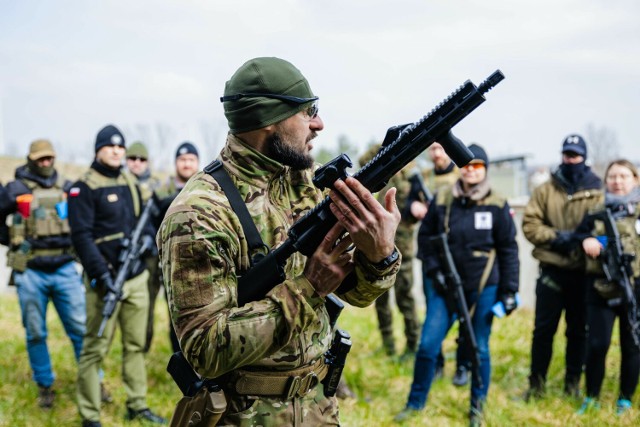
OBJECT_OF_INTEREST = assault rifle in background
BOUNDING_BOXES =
[429,233,483,388]
[237,70,505,305]
[408,170,433,205]
[589,208,640,347]
[97,198,156,337]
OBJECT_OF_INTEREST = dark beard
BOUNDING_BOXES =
[269,132,314,171]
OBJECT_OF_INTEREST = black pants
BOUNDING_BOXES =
[585,284,640,400]
[529,265,587,389]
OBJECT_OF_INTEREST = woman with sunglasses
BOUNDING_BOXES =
[395,144,519,426]
[575,159,640,415]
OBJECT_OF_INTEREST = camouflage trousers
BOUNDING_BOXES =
[219,383,339,426]
[375,256,419,354]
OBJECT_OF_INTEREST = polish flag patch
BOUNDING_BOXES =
[69,187,81,197]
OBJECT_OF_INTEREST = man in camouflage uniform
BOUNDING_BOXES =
[158,57,401,426]
[0,140,85,408]
[359,144,419,357]
[68,125,166,427]
[522,134,603,399]
[149,141,200,353]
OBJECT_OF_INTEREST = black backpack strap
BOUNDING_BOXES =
[203,160,268,265]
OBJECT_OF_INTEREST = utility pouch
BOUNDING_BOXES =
[9,214,25,247]
[169,387,227,427]
[7,241,31,273]
[593,278,623,301]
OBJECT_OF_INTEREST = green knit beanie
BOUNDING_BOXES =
[221,57,317,133]
[127,141,149,159]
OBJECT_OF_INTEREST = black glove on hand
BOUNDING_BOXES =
[97,272,117,294]
[499,291,518,316]
[550,230,574,254]
[141,234,157,257]
[428,270,448,296]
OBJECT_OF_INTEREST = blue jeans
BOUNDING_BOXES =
[407,276,497,410]
[14,261,86,387]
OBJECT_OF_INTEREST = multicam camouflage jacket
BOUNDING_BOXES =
[157,134,399,380]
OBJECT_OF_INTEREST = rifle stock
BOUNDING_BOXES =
[97,198,156,337]
[429,233,482,389]
[237,70,505,305]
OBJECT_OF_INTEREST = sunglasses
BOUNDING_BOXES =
[462,162,486,171]
[127,156,147,162]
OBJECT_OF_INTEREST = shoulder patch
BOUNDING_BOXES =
[69,187,81,197]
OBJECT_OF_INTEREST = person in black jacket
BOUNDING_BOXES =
[395,144,520,426]
[68,124,165,427]
[0,140,86,409]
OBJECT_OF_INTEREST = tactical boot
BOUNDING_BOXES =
[469,399,484,427]
[126,408,167,424]
[523,375,545,401]
[393,407,420,423]
[382,336,396,356]
[100,384,113,404]
[38,386,55,408]
[453,366,469,387]
[564,377,581,399]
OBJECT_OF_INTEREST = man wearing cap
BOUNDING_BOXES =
[147,141,200,353]
[158,57,401,425]
[522,134,604,400]
[126,141,161,203]
[0,139,85,409]
[124,141,164,353]
[68,125,166,426]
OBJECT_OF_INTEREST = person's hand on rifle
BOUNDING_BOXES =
[428,269,448,296]
[410,201,428,220]
[304,224,355,297]
[328,177,401,263]
[93,271,117,293]
[582,237,603,259]
[498,290,518,316]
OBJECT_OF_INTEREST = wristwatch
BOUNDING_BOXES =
[371,247,399,270]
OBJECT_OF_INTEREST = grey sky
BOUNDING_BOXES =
[1,0,639,170]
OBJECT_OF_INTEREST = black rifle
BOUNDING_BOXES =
[429,233,482,389]
[97,198,156,337]
[588,208,640,347]
[409,171,433,204]
[237,70,505,306]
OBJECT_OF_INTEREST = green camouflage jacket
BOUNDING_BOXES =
[158,134,399,379]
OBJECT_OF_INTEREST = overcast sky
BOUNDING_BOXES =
[1,0,639,170]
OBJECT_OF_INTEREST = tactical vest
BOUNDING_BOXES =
[81,167,141,245]
[435,185,504,293]
[586,214,640,280]
[7,175,71,271]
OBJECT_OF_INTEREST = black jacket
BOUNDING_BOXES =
[418,186,520,293]
[68,161,150,280]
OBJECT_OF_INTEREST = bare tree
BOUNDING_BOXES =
[585,122,619,176]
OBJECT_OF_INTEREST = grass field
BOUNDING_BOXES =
[0,290,637,426]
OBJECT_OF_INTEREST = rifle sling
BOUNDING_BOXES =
[203,160,267,266]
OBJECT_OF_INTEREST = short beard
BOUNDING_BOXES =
[269,132,314,171]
